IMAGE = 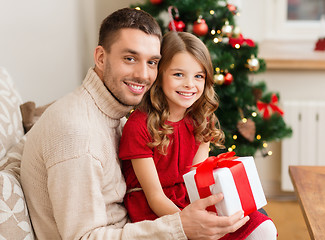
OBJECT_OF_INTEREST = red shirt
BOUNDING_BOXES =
[119,109,199,222]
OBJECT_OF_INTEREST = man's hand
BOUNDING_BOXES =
[179,193,249,240]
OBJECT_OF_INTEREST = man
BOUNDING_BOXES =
[21,8,248,239]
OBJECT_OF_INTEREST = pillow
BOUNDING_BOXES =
[0,170,34,239]
[0,136,34,239]
[0,67,24,160]
[20,101,52,133]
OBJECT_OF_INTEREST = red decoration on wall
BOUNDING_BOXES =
[314,37,325,51]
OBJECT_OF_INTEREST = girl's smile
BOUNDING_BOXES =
[162,52,205,121]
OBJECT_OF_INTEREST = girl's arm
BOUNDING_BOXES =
[191,141,210,168]
[131,157,181,217]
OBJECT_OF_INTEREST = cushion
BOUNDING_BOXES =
[0,67,24,160]
[20,101,53,133]
[0,137,34,239]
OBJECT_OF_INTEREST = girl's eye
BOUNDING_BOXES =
[195,74,205,79]
[174,73,183,77]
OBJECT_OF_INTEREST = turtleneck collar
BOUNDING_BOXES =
[82,68,133,120]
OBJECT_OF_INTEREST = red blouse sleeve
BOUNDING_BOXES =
[119,110,153,160]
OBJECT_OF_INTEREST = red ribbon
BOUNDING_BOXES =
[257,94,284,119]
[229,34,255,48]
[193,152,257,215]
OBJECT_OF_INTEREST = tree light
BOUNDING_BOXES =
[233,135,237,140]
[256,135,261,140]
[252,112,257,117]
[210,10,215,15]
[135,7,141,10]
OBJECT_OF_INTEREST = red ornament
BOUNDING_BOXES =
[193,18,208,36]
[223,73,233,85]
[150,0,163,4]
[229,34,255,48]
[168,17,186,32]
[227,4,238,14]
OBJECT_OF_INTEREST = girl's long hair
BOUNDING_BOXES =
[139,31,224,155]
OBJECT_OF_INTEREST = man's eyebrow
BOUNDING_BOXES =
[122,48,161,60]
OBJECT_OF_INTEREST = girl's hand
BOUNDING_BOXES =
[179,193,250,240]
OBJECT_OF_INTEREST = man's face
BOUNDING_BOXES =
[102,28,161,106]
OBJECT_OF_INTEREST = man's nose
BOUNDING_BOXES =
[134,62,150,80]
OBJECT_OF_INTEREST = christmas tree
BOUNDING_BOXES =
[131,0,292,157]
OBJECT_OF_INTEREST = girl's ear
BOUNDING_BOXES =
[94,46,106,71]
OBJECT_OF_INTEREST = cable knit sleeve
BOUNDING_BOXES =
[47,154,186,240]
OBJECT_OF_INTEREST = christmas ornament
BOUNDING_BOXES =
[237,118,256,142]
[150,0,163,4]
[257,94,284,119]
[227,4,238,15]
[193,16,208,36]
[229,34,255,48]
[221,20,233,37]
[223,72,233,85]
[314,37,325,51]
[246,55,260,71]
[214,73,225,85]
[252,88,263,102]
[168,6,186,32]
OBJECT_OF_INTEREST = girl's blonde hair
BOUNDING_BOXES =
[139,31,224,154]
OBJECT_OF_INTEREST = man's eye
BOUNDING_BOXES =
[125,57,135,62]
[148,60,158,66]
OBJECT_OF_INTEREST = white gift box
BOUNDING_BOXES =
[183,156,267,216]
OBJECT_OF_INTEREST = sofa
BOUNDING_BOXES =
[0,67,35,239]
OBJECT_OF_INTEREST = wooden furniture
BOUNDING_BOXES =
[289,166,325,240]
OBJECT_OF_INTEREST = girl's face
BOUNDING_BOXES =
[162,52,206,121]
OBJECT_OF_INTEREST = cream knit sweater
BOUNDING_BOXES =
[21,68,187,240]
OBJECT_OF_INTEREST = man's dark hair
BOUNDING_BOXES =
[98,8,162,52]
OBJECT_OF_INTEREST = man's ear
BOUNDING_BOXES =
[94,45,106,71]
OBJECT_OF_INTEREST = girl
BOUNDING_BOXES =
[119,31,277,239]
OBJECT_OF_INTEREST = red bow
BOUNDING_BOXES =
[257,94,284,119]
[229,34,255,48]
[193,152,256,215]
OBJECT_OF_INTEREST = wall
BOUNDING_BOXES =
[0,0,88,105]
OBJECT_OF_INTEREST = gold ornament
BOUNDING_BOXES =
[214,73,225,85]
[221,20,233,37]
[247,55,260,71]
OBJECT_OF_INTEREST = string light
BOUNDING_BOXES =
[228,147,233,152]
[268,151,273,156]
[242,118,247,123]
[263,142,268,148]
[213,37,219,43]
[210,10,215,15]
[231,145,236,149]
[235,44,241,49]
[256,134,261,140]
[211,29,216,35]
[135,7,141,10]
[217,30,221,34]
[252,112,257,117]
[233,135,237,140]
